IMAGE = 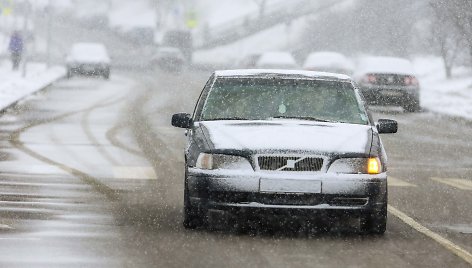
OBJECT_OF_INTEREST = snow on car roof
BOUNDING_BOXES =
[214,69,352,80]
[71,42,108,56]
[303,51,354,70]
[355,56,416,76]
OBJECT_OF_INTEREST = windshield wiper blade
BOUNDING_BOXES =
[205,117,249,121]
[270,116,337,123]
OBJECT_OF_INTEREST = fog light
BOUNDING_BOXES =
[367,158,380,174]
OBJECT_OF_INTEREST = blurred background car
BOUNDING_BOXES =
[237,53,262,69]
[354,56,421,112]
[161,30,193,63]
[65,42,111,79]
[303,51,354,75]
[152,47,186,72]
[255,51,298,69]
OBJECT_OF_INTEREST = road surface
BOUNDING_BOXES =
[0,66,471,267]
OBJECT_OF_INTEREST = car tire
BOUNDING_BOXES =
[183,168,205,229]
[66,69,73,79]
[103,69,110,80]
[361,203,387,235]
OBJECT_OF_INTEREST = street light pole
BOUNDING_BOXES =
[46,0,52,68]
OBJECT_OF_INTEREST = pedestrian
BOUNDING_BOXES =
[8,31,24,71]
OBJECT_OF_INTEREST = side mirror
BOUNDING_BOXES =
[172,113,193,128]
[376,119,398,134]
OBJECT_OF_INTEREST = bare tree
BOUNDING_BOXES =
[252,0,267,19]
[436,0,472,67]
[430,1,464,78]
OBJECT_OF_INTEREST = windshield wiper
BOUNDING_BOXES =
[204,117,249,121]
[270,116,337,123]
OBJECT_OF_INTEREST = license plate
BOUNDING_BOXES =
[83,66,96,72]
[260,178,321,193]
[381,90,402,97]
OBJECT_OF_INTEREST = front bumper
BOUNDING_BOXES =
[68,64,109,75]
[187,168,387,213]
[359,85,419,106]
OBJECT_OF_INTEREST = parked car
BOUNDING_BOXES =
[66,43,111,79]
[152,47,186,72]
[303,51,354,75]
[237,53,262,69]
[255,52,298,69]
[161,30,193,62]
[172,69,398,234]
[354,56,420,112]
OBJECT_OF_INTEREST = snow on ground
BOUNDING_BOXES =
[108,1,156,32]
[193,17,307,66]
[413,57,472,120]
[0,61,65,110]
[194,0,287,28]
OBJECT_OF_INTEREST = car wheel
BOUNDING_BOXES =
[103,69,110,80]
[66,69,73,79]
[183,168,205,229]
[361,203,387,234]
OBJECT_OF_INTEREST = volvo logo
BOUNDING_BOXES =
[286,159,296,169]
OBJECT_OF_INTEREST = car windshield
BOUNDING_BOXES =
[201,78,369,125]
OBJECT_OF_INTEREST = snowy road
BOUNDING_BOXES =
[0,68,470,267]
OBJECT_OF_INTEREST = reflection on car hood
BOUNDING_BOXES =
[198,120,373,154]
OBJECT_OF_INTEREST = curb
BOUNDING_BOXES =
[0,67,65,113]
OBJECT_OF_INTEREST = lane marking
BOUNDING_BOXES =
[430,177,472,190]
[388,177,416,187]
[112,166,156,180]
[388,205,472,265]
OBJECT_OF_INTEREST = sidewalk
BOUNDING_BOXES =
[413,57,472,120]
[0,60,65,111]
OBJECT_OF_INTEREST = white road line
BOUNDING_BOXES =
[430,177,472,190]
[112,166,156,180]
[388,177,416,187]
[388,205,472,265]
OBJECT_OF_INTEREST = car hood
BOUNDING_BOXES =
[198,120,373,155]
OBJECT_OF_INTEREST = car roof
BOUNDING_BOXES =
[214,69,352,81]
[72,42,107,50]
[355,56,415,76]
[303,51,354,70]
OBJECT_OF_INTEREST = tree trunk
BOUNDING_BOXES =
[440,43,453,79]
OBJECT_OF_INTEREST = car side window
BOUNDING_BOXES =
[192,74,215,121]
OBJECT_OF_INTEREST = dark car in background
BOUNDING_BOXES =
[354,56,421,112]
[162,30,193,63]
[152,47,186,72]
[65,42,111,79]
[237,53,262,69]
[172,70,398,234]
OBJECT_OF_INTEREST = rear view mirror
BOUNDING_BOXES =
[376,119,398,134]
[172,113,193,128]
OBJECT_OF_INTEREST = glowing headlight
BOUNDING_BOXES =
[328,157,381,174]
[196,153,253,170]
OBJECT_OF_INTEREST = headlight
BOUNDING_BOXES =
[196,153,253,170]
[328,157,381,174]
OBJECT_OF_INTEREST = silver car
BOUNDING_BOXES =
[172,70,398,234]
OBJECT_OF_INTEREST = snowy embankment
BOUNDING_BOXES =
[0,61,65,110]
[413,57,472,120]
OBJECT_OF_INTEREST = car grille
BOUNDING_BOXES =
[257,156,323,171]
[209,192,368,207]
